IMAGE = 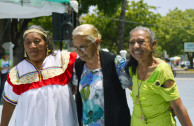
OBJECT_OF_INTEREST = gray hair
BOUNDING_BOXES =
[23,25,54,55]
[24,25,49,40]
[72,24,101,43]
[129,26,155,43]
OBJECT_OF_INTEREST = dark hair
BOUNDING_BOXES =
[164,58,170,62]
[23,25,55,55]
[126,55,138,75]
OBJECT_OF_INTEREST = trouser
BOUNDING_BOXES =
[0,73,8,100]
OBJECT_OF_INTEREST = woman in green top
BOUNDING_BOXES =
[126,26,192,126]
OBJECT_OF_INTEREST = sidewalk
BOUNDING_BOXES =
[174,67,194,74]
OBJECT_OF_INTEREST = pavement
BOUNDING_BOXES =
[173,67,194,74]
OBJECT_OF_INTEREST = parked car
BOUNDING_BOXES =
[181,61,190,68]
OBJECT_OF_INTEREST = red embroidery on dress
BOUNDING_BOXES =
[7,52,77,95]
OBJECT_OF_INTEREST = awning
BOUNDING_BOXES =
[0,0,78,19]
[169,56,181,61]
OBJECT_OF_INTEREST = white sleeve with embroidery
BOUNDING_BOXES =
[114,55,132,89]
[3,81,19,105]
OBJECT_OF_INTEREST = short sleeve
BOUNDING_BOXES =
[114,55,132,89]
[159,62,175,85]
[149,61,175,86]
[154,81,180,101]
[152,61,180,101]
[3,81,19,105]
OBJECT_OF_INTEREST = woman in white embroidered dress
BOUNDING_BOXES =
[0,25,78,126]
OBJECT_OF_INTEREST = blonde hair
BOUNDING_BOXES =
[72,24,101,43]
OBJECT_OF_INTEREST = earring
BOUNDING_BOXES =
[46,48,49,56]
[46,48,51,56]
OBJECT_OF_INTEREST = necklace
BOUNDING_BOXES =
[136,67,148,98]
[136,67,148,124]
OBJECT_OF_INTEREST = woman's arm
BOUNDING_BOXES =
[70,82,77,95]
[163,80,192,126]
[70,63,78,95]
[171,98,192,126]
[114,55,132,90]
[0,100,15,126]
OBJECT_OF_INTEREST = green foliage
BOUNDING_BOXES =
[27,0,194,61]
[82,0,161,54]
[156,8,194,57]
[28,16,52,35]
[78,0,122,16]
[154,45,163,58]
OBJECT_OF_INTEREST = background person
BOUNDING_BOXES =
[164,58,174,68]
[164,58,176,77]
[0,25,78,126]
[0,52,13,101]
[72,24,132,126]
[126,26,192,126]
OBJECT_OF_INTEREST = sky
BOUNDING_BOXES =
[89,0,194,16]
[131,0,194,16]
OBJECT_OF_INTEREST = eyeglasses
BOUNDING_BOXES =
[72,42,92,52]
[129,40,145,46]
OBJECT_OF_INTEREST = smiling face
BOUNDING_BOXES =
[24,32,48,66]
[73,35,99,62]
[129,29,156,62]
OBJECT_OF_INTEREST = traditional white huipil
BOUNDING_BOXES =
[3,51,78,126]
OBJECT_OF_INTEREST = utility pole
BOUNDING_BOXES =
[118,0,127,54]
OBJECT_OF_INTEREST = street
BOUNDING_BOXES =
[0,74,193,126]
[176,73,194,78]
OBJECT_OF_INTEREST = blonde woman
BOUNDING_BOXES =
[72,24,132,126]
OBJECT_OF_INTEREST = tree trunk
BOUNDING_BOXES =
[117,0,127,54]
[12,19,31,65]
[191,53,194,69]
[0,19,30,65]
[186,52,194,69]
[0,19,12,56]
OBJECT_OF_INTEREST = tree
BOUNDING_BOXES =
[156,8,194,68]
[0,20,12,55]
[118,0,127,54]
[77,0,123,16]
[0,19,31,65]
[29,16,52,34]
[82,0,161,54]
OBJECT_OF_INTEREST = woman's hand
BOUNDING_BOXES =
[69,82,77,95]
